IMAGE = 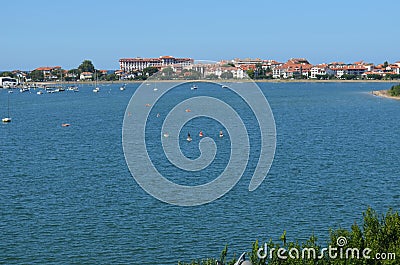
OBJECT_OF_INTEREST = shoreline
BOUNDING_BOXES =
[27,79,400,86]
[371,90,400,100]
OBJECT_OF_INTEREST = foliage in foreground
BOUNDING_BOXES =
[178,207,400,265]
[388,84,400,96]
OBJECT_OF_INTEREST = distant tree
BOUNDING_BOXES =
[389,84,400,96]
[300,73,308,79]
[96,71,108,81]
[65,69,80,81]
[134,75,146,80]
[91,71,98,81]
[220,71,233,79]
[205,73,218,79]
[162,67,174,77]
[383,61,389,68]
[143,67,159,77]
[29,70,44,81]
[68,69,80,75]
[222,62,235,67]
[316,74,329,80]
[78,60,95,73]
[265,73,273,79]
[51,68,64,80]
[0,71,15,78]
[105,73,118,81]
[341,74,358,80]
[388,74,400,79]
[246,69,255,79]
[328,74,336,79]
[367,74,383,80]
[253,63,267,79]
[184,70,202,80]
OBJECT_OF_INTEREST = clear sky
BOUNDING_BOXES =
[2,0,399,70]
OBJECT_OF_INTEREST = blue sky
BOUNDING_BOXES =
[2,0,399,70]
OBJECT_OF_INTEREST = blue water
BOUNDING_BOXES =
[0,82,399,264]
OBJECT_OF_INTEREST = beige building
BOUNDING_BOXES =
[119,56,193,72]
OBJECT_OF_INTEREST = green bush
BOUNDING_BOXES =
[178,207,400,265]
[388,84,400,96]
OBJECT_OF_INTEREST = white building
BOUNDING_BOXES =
[310,65,335,78]
[0,77,18,88]
[214,67,244,79]
[79,72,93,80]
[119,56,193,72]
[272,67,283,78]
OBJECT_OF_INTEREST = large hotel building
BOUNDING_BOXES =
[119,55,193,72]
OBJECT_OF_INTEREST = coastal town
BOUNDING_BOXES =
[118,56,400,81]
[1,56,400,87]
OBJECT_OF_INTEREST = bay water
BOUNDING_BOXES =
[0,82,399,264]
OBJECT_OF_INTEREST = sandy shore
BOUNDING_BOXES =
[371,90,400,100]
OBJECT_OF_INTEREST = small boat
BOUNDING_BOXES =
[219,130,224,138]
[61,123,70,127]
[187,133,192,142]
[37,91,43,95]
[120,84,126,91]
[2,94,12,123]
[153,88,158,91]
[93,70,100,92]
[19,88,29,93]
[8,90,13,94]
[45,86,55,93]
[221,85,228,89]
[191,84,198,90]
[199,131,204,137]
[67,86,79,92]
[163,133,169,138]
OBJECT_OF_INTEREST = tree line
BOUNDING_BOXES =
[14,60,119,82]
